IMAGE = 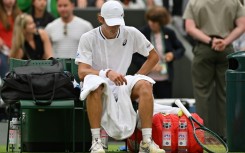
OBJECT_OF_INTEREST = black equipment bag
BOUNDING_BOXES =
[0,59,80,105]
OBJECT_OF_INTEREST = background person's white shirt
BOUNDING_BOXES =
[75,25,154,75]
[45,16,93,58]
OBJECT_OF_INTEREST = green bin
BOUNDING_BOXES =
[226,51,245,152]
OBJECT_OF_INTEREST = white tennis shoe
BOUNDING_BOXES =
[139,139,165,153]
[90,138,105,153]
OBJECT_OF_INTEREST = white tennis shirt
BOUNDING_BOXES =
[75,25,154,75]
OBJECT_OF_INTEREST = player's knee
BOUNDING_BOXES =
[137,80,153,96]
[89,84,104,97]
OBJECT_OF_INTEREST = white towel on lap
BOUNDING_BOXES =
[80,74,155,140]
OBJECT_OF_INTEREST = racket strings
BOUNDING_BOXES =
[195,128,227,152]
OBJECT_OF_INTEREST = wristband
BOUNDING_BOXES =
[99,69,110,78]
[106,69,112,78]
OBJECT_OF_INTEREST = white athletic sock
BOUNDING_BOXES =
[91,128,100,141]
[142,128,152,143]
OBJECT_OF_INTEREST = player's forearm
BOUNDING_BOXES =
[137,60,157,75]
[78,64,99,81]
[136,49,159,75]
[78,69,99,81]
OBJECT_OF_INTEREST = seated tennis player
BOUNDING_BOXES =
[75,1,165,153]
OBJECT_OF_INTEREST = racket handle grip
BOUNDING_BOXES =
[175,99,192,117]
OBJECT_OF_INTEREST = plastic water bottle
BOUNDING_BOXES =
[178,119,188,153]
[100,128,108,150]
[9,117,21,152]
[162,119,171,153]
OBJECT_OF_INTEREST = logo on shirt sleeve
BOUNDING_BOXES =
[122,39,127,46]
[146,43,151,48]
[76,52,81,58]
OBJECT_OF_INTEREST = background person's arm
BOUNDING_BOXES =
[95,0,104,8]
[216,17,245,51]
[166,29,186,62]
[77,0,87,8]
[185,19,211,44]
[39,29,53,59]
[10,48,24,59]
[0,37,4,49]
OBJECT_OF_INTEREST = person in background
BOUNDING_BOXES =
[77,0,104,8]
[17,0,59,18]
[30,0,55,29]
[45,0,93,59]
[183,0,245,140]
[17,0,32,12]
[77,0,146,9]
[119,0,146,9]
[140,6,185,98]
[0,0,21,119]
[147,0,185,36]
[10,13,53,60]
[46,0,59,18]
[147,0,183,16]
[0,0,21,78]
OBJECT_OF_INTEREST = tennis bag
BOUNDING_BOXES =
[0,59,80,105]
[127,113,203,153]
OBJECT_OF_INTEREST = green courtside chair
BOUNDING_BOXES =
[6,58,75,153]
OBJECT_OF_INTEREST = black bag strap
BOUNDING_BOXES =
[27,73,58,106]
[23,59,31,66]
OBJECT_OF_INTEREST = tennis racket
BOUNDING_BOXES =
[175,99,228,153]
